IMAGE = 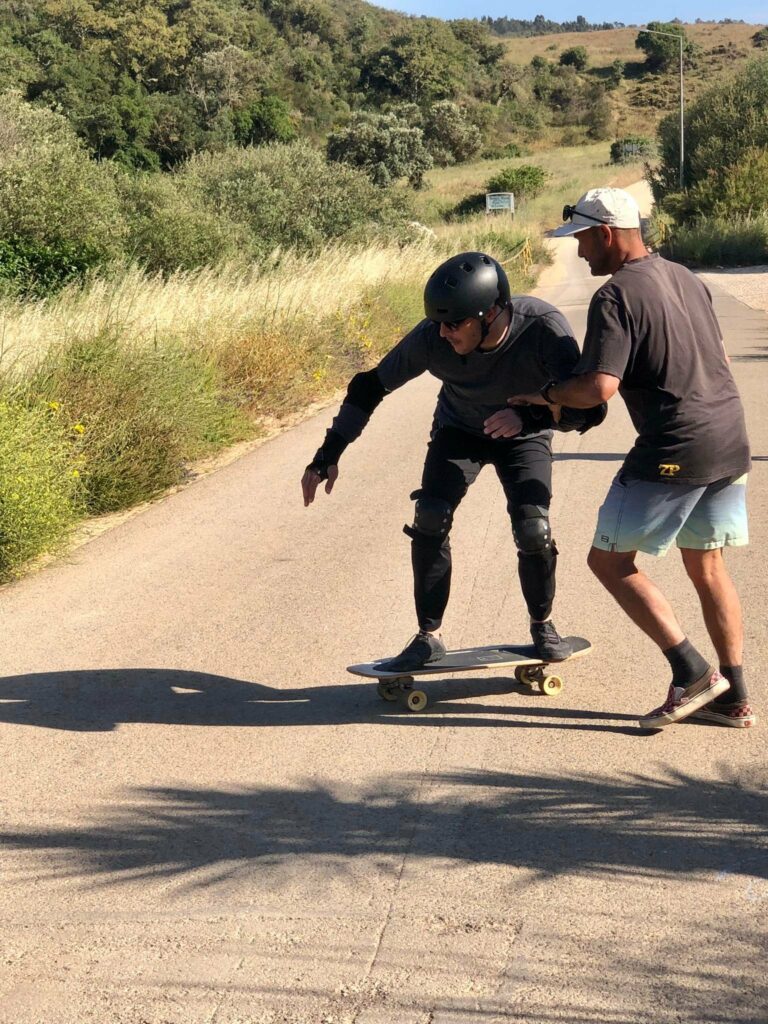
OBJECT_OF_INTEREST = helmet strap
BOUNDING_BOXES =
[475,302,510,352]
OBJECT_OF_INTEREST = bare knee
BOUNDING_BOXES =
[588,546,637,584]
[681,547,724,586]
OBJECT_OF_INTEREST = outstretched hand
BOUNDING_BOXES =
[301,464,339,507]
[483,407,524,439]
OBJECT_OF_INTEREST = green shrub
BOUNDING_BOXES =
[559,46,588,71]
[662,214,768,266]
[29,333,249,514]
[715,148,768,216]
[327,111,433,188]
[606,59,625,89]
[610,136,655,164]
[422,101,482,166]
[485,163,549,200]
[116,172,246,274]
[0,93,125,291]
[635,22,697,72]
[672,148,768,220]
[0,236,103,297]
[180,141,412,257]
[0,400,81,578]
[232,95,297,146]
[480,141,523,160]
[652,57,768,205]
[450,192,486,219]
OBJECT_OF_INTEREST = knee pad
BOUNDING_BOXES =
[403,490,453,543]
[512,505,552,554]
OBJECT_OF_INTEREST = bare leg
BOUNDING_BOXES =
[587,547,685,650]
[680,547,743,666]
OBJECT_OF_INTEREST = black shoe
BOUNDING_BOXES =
[530,620,572,662]
[380,631,446,673]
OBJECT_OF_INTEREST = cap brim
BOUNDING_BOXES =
[551,221,593,237]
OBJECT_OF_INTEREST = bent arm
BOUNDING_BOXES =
[307,368,387,478]
[543,372,620,409]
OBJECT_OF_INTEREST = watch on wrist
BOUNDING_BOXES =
[539,379,559,404]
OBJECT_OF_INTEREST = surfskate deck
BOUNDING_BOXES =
[347,637,591,712]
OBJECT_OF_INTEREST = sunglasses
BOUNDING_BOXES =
[432,317,467,331]
[562,204,611,226]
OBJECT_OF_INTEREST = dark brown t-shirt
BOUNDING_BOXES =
[574,253,750,484]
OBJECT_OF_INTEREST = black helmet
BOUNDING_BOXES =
[424,251,510,324]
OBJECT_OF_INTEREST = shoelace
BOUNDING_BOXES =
[536,621,559,642]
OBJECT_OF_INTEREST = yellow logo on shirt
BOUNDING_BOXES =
[659,463,681,477]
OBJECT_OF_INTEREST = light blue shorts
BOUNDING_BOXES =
[592,473,749,556]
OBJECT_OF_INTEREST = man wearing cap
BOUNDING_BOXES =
[510,187,755,729]
[301,251,606,671]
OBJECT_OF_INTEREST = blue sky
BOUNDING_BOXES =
[373,0,765,25]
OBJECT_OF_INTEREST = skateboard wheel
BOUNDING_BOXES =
[518,667,537,688]
[405,689,428,712]
[540,675,563,696]
[377,681,401,701]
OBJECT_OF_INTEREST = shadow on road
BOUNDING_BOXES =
[0,667,639,733]
[1,767,765,888]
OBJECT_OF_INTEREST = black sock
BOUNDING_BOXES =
[715,665,748,705]
[663,638,710,686]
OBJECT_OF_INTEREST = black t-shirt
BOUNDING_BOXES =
[376,296,580,439]
[574,253,750,484]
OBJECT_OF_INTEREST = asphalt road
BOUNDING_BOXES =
[1,198,767,1023]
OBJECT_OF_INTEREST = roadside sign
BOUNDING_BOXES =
[486,192,515,215]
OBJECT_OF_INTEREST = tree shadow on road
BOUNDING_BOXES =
[0,667,639,733]
[1,767,765,888]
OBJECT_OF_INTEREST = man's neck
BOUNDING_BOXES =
[615,244,651,272]
[479,306,512,351]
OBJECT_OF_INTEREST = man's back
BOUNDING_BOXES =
[579,253,750,484]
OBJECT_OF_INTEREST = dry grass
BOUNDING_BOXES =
[0,241,438,374]
[501,22,762,140]
[501,22,758,66]
[416,142,646,232]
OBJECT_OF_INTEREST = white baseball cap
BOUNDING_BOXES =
[552,187,641,237]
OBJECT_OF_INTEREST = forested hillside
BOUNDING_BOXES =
[0,0,508,168]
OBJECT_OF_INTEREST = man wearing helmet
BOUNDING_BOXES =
[301,251,605,671]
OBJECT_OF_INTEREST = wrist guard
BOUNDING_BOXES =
[517,404,555,434]
[306,429,347,479]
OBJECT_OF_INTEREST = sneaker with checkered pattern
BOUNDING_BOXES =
[689,701,757,729]
[638,668,730,730]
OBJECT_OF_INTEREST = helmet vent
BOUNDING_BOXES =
[445,275,458,289]
[481,256,491,266]
[460,262,474,273]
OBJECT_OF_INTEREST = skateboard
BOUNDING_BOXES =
[347,637,591,712]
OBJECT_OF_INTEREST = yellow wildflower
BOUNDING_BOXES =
[73,423,85,434]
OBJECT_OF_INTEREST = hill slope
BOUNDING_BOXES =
[501,21,762,137]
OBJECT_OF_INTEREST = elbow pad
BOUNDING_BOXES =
[328,369,387,445]
[346,369,386,415]
[556,403,608,434]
